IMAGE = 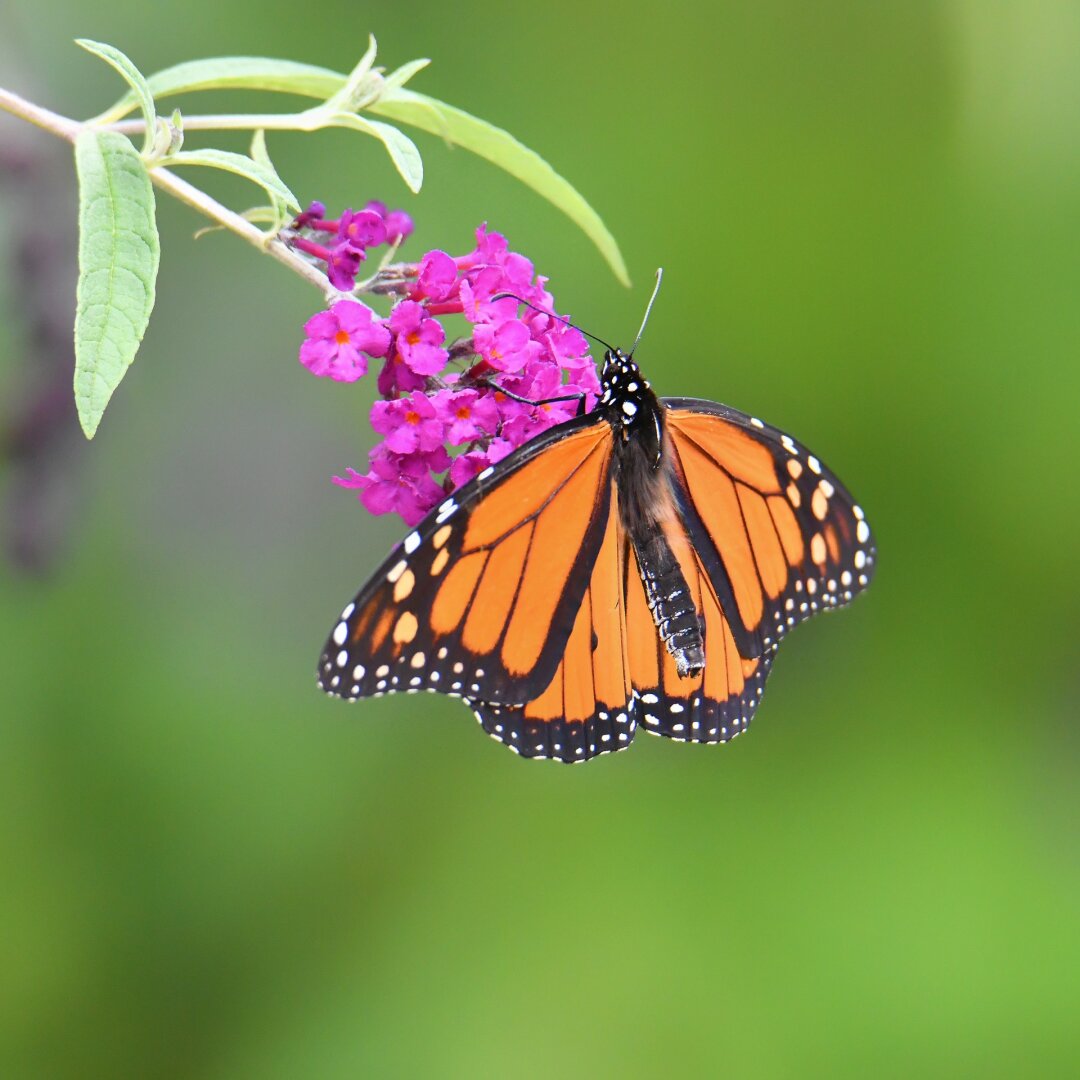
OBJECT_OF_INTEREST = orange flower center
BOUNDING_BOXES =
[406,331,421,346]
[405,410,420,425]
[456,406,471,420]
[334,330,351,345]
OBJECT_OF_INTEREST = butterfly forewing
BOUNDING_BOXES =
[318,416,614,705]
[663,399,876,656]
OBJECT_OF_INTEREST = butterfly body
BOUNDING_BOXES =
[318,347,875,763]
[597,354,705,678]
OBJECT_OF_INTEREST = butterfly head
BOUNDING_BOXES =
[598,349,648,418]
[597,348,665,472]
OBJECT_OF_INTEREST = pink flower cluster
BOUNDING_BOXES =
[290,200,414,292]
[294,221,600,526]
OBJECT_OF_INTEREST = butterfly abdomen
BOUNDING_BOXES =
[631,526,705,677]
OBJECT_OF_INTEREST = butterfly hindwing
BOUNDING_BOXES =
[318,416,614,706]
[625,510,773,744]
[468,482,637,762]
[663,399,876,656]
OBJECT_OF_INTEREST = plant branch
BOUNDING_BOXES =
[0,87,81,141]
[145,165,332,293]
[0,85,333,297]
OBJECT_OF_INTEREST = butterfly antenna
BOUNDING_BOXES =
[629,268,663,358]
[491,292,619,354]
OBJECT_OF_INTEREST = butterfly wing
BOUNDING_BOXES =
[662,398,876,658]
[460,400,875,759]
[623,501,772,742]
[468,481,636,762]
[317,414,615,706]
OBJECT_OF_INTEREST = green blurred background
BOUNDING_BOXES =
[2,1,1078,1076]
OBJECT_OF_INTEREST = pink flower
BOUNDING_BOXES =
[383,209,414,244]
[338,208,387,250]
[336,450,445,526]
[542,321,590,367]
[500,251,535,290]
[448,449,489,488]
[360,200,413,244]
[292,200,326,228]
[562,360,601,401]
[473,317,539,373]
[287,198,414,289]
[417,250,458,301]
[299,300,390,381]
[388,301,448,377]
[326,242,364,291]
[472,223,508,265]
[306,216,605,526]
[370,391,446,455]
[459,267,518,324]
[448,437,514,488]
[377,352,428,397]
[432,388,499,444]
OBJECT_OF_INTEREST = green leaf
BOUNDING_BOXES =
[248,130,289,232]
[73,130,160,439]
[160,148,300,212]
[249,128,273,170]
[325,113,423,193]
[371,90,630,286]
[92,57,345,124]
[76,38,157,154]
[322,35,380,113]
[91,55,627,281]
[383,57,431,92]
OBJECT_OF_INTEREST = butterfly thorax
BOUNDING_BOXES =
[598,349,705,679]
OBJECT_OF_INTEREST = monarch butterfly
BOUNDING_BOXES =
[317,278,875,762]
